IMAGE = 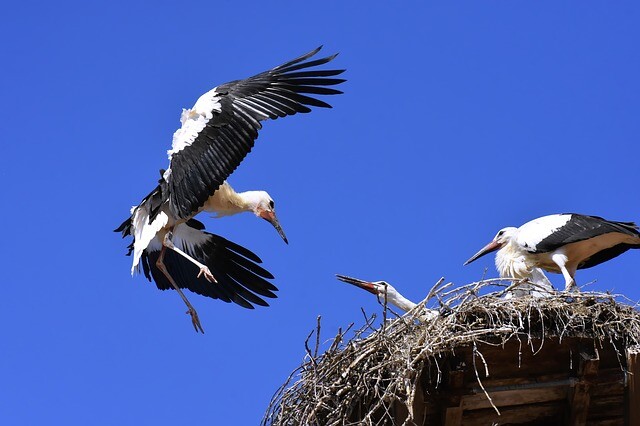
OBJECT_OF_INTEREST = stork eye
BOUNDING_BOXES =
[269,200,274,208]
[497,230,505,237]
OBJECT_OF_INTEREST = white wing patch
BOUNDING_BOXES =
[171,222,211,254]
[516,214,572,250]
[131,206,169,275]
[167,87,222,160]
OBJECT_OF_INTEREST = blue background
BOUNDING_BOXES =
[2,2,639,424]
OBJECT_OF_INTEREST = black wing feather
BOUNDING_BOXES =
[534,214,640,253]
[140,224,277,309]
[167,46,345,219]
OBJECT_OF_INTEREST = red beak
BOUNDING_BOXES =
[336,274,378,295]
[259,210,288,244]
[464,240,502,265]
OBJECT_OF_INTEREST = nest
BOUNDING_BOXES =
[262,279,640,426]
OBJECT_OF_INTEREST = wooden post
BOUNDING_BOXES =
[628,349,640,425]
[568,350,599,426]
[443,370,464,426]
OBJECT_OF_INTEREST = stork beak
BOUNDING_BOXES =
[259,210,288,244]
[464,241,501,265]
[336,274,378,295]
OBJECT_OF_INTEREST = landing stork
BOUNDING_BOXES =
[116,217,277,333]
[117,47,344,331]
[336,274,438,321]
[464,213,640,291]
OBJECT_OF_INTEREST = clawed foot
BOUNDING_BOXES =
[186,307,204,333]
[564,280,579,293]
[197,266,217,283]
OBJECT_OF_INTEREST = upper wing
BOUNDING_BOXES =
[521,213,639,253]
[165,46,345,219]
[140,220,278,309]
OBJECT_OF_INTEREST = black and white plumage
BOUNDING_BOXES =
[117,218,276,309]
[116,47,344,332]
[464,213,640,291]
[162,46,345,220]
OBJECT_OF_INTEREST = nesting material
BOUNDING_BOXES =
[262,279,640,425]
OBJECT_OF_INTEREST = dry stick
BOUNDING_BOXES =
[472,342,500,416]
[314,316,321,358]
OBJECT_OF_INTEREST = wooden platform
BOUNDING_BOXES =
[397,337,639,425]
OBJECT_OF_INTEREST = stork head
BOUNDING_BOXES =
[336,274,399,304]
[464,227,517,265]
[242,191,288,244]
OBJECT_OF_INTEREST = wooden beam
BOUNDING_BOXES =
[464,401,563,425]
[462,385,568,410]
[568,350,600,426]
[628,349,640,425]
[443,370,464,426]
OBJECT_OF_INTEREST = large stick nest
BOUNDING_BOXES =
[262,279,640,425]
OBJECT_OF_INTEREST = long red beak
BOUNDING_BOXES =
[336,274,378,295]
[464,240,501,265]
[259,210,288,244]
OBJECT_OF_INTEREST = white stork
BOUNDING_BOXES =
[336,274,438,321]
[116,47,344,332]
[464,213,640,292]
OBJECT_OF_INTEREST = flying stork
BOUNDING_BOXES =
[336,274,438,321]
[116,47,345,332]
[464,213,640,291]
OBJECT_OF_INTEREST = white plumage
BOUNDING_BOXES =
[336,274,438,322]
[465,213,640,292]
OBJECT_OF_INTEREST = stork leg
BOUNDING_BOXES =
[156,245,205,333]
[551,253,577,292]
[163,231,217,283]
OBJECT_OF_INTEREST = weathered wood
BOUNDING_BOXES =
[462,385,567,410]
[443,406,462,426]
[568,350,600,426]
[442,370,464,426]
[463,401,563,425]
[407,369,426,426]
[453,338,623,387]
[416,339,627,425]
[585,418,624,426]
[628,350,640,426]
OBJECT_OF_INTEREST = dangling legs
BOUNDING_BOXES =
[156,244,205,333]
[163,231,217,283]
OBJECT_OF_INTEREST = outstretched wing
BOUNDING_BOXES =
[165,46,345,219]
[140,220,278,309]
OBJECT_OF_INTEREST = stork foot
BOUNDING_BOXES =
[186,307,204,333]
[564,279,578,293]
[197,266,217,283]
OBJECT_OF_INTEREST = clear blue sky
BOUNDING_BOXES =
[2,1,639,424]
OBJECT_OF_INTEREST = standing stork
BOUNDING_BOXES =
[336,274,438,321]
[117,47,344,331]
[464,213,640,291]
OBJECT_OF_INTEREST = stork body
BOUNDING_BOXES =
[336,274,438,321]
[465,213,640,291]
[116,47,344,331]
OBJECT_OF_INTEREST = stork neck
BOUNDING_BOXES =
[201,182,252,216]
[384,291,417,312]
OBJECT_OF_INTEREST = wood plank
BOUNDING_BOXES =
[569,350,600,426]
[628,350,640,426]
[443,370,464,426]
[443,406,462,426]
[461,385,567,410]
[587,394,624,422]
[585,418,624,426]
[463,401,563,425]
